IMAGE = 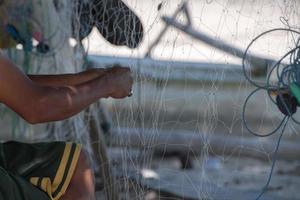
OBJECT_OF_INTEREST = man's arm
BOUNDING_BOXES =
[0,56,132,124]
[28,68,107,87]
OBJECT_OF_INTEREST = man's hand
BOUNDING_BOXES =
[28,66,133,99]
[105,66,133,99]
[0,55,134,123]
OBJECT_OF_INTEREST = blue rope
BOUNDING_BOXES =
[255,117,289,200]
[242,28,300,199]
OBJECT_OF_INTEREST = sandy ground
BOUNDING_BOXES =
[99,82,300,199]
[1,80,300,199]
[94,155,300,199]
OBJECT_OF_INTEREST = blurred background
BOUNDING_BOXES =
[1,0,300,199]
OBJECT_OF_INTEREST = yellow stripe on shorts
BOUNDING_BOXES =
[52,143,72,193]
[52,143,81,200]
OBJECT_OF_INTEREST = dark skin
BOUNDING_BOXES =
[0,55,133,124]
[0,55,133,200]
[0,2,135,198]
[28,68,107,87]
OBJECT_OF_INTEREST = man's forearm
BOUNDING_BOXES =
[28,68,106,87]
[28,75,112,123]
[0,54,132,124]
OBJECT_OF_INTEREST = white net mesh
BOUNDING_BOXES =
[1,0,300,199]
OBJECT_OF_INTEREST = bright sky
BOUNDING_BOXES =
[84,0,300,65]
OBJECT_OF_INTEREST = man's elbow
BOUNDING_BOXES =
[21,102,52,124]
[19,88,77,124]
[25,117,40,125]
[22,102,73,124]
[22,111,43,124]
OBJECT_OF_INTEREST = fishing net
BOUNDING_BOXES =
[1,0,300,199]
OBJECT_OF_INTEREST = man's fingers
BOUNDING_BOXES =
[104,66,134,99]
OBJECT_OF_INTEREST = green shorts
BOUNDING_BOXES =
[0,141,82,200]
